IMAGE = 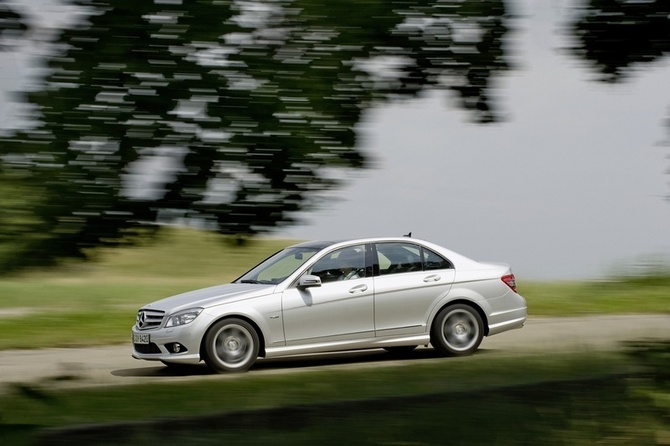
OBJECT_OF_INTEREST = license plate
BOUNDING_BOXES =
[133,333,150,344]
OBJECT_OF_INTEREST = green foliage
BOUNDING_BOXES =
[625,339,670,383]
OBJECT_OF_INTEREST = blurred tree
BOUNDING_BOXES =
[0,1,29,49]
[569,0,670,206]
[0,0,510,271]
[570,0,670,82]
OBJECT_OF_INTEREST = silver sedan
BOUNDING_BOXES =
[132,237,527,372]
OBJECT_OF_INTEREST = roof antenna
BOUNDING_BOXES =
[403,232,412,237]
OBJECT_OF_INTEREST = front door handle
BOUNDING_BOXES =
[349,284,368,293]
[423,274,441,283]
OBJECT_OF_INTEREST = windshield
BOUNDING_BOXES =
[235,246,320,285]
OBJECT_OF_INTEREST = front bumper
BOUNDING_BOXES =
[131,323,204,365]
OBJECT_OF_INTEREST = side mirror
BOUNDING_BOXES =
[297,275,321,289]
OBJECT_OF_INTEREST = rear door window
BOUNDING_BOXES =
[375,242,452,275]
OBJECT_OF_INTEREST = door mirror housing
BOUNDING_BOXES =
[297,275,322,289]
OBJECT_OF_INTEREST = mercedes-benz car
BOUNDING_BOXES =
[132,236,527,372]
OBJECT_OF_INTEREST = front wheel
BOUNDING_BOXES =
[203,318,260,373]
[431,304,484,356]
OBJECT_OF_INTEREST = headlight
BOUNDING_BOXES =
[165,308,203,328]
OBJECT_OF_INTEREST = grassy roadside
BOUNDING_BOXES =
[1,228,667,350]
[0,229,293,350]
[521,279,670,315]
[0,228,668,444]
[3,353,622,426]
[1,349,668,445]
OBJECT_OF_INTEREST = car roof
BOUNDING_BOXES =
[290,236,432,250]
[289,240,341,249]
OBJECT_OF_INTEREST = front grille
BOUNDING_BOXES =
[136,309,165,330]
[134,343,161,354]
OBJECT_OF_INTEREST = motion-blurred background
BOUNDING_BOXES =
[1,0,669,280]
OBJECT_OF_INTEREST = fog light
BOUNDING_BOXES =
[166,343,186,353]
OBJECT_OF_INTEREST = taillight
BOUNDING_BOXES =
[501,274,517,292]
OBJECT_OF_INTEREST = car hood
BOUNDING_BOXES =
[140,283,275,313]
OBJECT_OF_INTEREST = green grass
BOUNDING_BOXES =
[0,229,668,444]
[0,228,297,350]
[5,227,295,286]
[1,351,667,445]
[2,353,629,426]
[0,227,667,350]
[102,378,664,446]
[521,279,670,316]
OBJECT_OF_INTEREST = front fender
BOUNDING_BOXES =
[202,292,284,350]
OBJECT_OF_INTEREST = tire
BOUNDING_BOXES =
[383,345,417,355]
[203,318,260,373]
[431,304,484,356]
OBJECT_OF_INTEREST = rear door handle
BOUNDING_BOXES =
[349,284,368,293]
[423,274,441,283]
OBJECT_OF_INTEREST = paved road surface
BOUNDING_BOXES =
[1,315,668,394]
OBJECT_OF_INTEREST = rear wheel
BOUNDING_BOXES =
[203,318,259,373]
[431,304,483,356]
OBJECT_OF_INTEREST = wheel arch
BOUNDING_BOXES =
[200,314,267,361]
[432,299,489,337]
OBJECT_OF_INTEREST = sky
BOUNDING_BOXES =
[281,1,670,280]
[1,0,669,281]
